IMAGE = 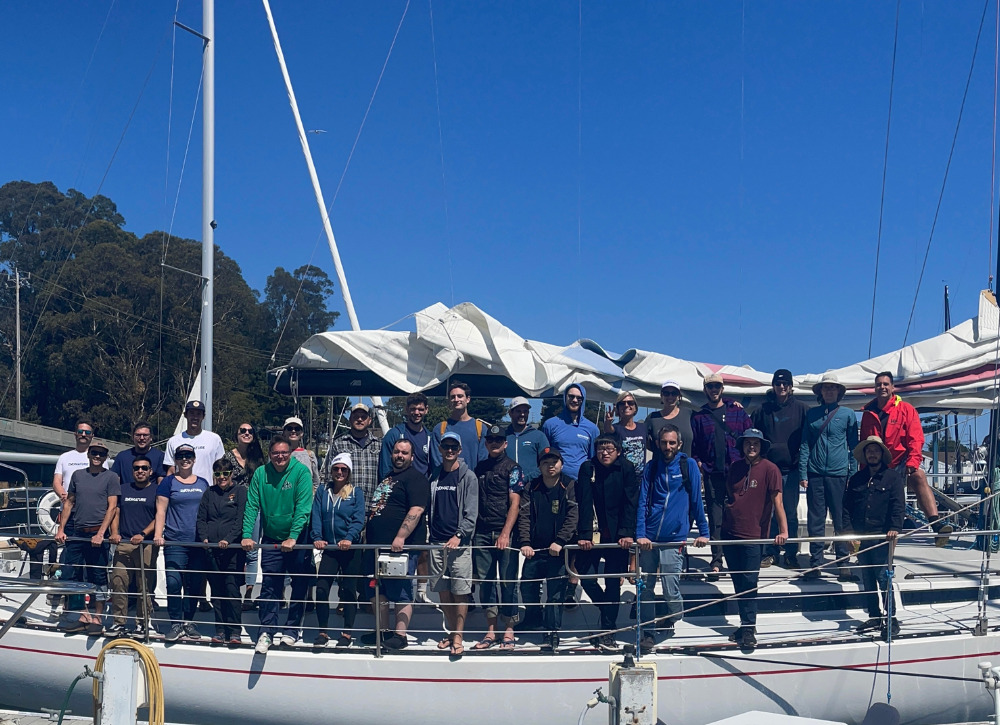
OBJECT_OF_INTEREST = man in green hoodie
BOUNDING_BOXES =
[242,435,314,653]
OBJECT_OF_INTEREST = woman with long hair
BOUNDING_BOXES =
[310,452,365,647]
[225,423,265,608]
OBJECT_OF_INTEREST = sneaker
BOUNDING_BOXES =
[801,569,822,580]
[105,623,129,639]
[880,618,901,639]
[563,588,578,611]
[183,623,202,639]
[856,617,882,633]
[335,634,352,648]
[728,626,744,643]
[129,622,149,639]
[760,555,775,568]
[313,632,331,647]
[781,555,799,569]
[598,633,619,652]
[360,629,394,646]
[280,632,299,647]
[740,628,757,651]
[198,600,213,613]
[931,518,953,547]
[639,633,656,654]
[255,633,272,654]
[383,633,407,650]
[165,623,185,642]
[228,635,242,647]
[706,569,721,583]
[541,632,560,651]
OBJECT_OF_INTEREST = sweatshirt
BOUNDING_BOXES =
[636,453,709,543]
[751,393,808,474]
[518,474,579,549]
[309,484,366,544]
[196,483,247,544]
[242,457,314,542]
[541,384,600,479]
[427,460,480,543]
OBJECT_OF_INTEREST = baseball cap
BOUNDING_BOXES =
[184,400,205,413]
[441,431,462,446]
[537,447,562,464]
[509,396,531,410]
[703,373,724,386]
[772,369,793,385]
[88,441,109,453]
[485,424,505,439]
[660,380,681,392]
[283,416,304,428]
[175,443,196,456]
[350,403,371,415]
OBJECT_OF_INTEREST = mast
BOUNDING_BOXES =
[200,0,216,430]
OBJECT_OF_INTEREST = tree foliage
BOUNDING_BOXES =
[0,181,340,443]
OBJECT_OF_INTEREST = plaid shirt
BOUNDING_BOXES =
[329,433,381,513]
[690,399,752,477]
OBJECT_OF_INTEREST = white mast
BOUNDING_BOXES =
[201,0,215,429]
[261,0,389,434]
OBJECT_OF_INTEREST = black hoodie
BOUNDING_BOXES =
[752,392,808,474]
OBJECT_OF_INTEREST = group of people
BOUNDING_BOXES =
[49,369,931,655]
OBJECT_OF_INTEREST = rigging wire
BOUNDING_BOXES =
[576,0,583,340]
[868,0,902,358]
[902,0,990,347]
[989,0,1000,288]
[428,0,455,307]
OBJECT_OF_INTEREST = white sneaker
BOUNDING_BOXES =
[255,633,271,654]
[279,632,299,647]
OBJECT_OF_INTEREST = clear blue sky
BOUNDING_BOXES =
[3,1,999,379]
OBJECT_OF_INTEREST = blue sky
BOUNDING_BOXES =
[3,1,1000,381]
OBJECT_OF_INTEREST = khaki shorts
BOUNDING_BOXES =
[428,546,473,595]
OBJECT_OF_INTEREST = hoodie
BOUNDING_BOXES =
[309,483,366,544]
[427,460,479,544]
[541,384,600,479]
[751,392,808,474]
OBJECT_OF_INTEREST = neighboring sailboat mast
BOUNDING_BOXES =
[201,0,215,430]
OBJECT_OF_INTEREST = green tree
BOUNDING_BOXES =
[264,265,339,364]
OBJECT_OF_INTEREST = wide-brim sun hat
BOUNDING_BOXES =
[811,373,847,398]
[853,435,892,466]
[736,428,771,456]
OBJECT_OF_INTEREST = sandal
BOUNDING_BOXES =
[450,637,464,657]
[437,636,453,650]
[473,636,496,650]
[500,637,516,651]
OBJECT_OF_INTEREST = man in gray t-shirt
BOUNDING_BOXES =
[55,441,121,635]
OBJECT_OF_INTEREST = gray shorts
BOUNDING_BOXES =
[428,546,473,595]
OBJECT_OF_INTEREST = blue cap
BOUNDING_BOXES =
[441,431,462,445]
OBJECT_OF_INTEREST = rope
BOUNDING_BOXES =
[428,0,455,307]
[867,0,901,358]
[93,638,165,725]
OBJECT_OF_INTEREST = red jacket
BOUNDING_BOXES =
[859,395,924,470]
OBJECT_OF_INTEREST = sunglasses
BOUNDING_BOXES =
[662,390,680,396]
[175,453,195,461]
[566,394,583,402]
[284,425,303,433]
[76,429,94,436]
[705,383,723,390]
[213,470,233,478]
[132,465,151,472]
[617,400,637,408]
[774,382,792,388]
[271,451,291,457]
[238,427,255,435]
[89,451,108,458]
[440,444,461,452]
[331,466,350,475]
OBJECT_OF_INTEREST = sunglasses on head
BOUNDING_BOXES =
[132,465,151,472]
[213,470,233,478]
[238,427,254,435]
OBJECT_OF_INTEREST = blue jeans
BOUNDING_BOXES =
[857,539,893,618]
[722,541,762,627]
[244,514,261,589]
[638,545,684,633]
[258,537,312,638]
[807,475,849,567]
[163,544,207,624]
[520,555,567,631]
[63,539,110,602]
[473,530,520,622]
[768,473,800,559]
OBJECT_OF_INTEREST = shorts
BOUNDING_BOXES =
[428,546,473,595]
[365,549,419,604]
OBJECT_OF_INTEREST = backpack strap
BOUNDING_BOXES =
[439,421,448,436]
[475,419,484,438]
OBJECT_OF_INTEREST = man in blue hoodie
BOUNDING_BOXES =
[636,424,709,652]
[542,383,600,480]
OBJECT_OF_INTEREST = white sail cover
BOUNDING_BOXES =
[272,291,1000,412]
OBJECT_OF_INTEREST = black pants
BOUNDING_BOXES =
[315,549,361,631]
[857,539,893,619]
[704,473,727,569]
[576,547,629,629]
[207,548,245,636]
[722,541,762,627]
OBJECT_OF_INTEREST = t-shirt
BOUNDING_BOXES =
[292,448,320,490]
[55,449,107,486]
[429,468,460,543]
[118,481,159,539]
[612,421,648,477]
[645,410,693,457]
[111,447,167,487]
[365,465,430,546]
[66,469,121,530]
[430,418,487,468]
[157,475,210,542]
[164,430,226,483]
[406,426,431,475]
[722,458,782,540]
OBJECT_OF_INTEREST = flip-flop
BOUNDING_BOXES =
[450,639,464,657]
[473,636,496,650]
[437,636,453,650]
[500,637,516,651]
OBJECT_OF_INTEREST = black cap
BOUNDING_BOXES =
[772,369,793,385]
[537,447,562,464]
[485,424,504,439]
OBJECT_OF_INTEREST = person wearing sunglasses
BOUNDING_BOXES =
[154,443,211,642]
[602,391,648,479]
[690,374,752,581]
[283,416,320,492]
[645,380,693,457]
[541,383,599,480]
[197,459,248,646]
[111,421,167,488]
[52,419,106,503]
[224,423,265,609]
[750,370,808,570]
[54,440,121,636]
[722,428,787,652]
[310,452,365,648]
[328,404,381,512]
[164,400,225,484]
[107,454,159,638]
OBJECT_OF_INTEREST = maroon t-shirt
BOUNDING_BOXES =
[722,458,782,540]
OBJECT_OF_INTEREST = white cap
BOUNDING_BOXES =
[509,396,530,410]
[283,416,304,428]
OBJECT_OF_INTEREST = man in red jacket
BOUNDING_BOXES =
[860,372,952,546]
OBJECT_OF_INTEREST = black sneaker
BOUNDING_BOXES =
[183,622,202,639]
[781,555,799,569]
[360,630,394,646]
[838,568,860,582]
[639,633,656,654]
[541,632,560,652]
[105,623,129,639]
[740,628,757,651]
[165,623,185,642]
[383,633,407,650]
[856,617,882,633]
[931,518,953,547]
[728,626,744,643]
[760,555,775,568]
[801,569,822,580]
[880,618,901,640]
[598,634,619,652]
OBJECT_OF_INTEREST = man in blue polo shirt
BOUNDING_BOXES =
[111,422,167,487]
[505,397,549,482]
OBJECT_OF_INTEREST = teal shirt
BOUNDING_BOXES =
[242,457,313,541]
[798,404,859,480]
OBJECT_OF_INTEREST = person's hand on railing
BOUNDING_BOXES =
[800,480,808,489]
[314,540,328,550]
[520,545,535,559]
[130,534,144,545]
[774,532,788,546]
[218,539,230,549]
[90,532,104,547]
[637,537,653,551]
[496,532,510,551]
[154,536,165,547]
[444,535,460,550]
[280,538,296,552]
[692,536,709,547]
[578,538,593,551]
[240,538,255,551]
[109,533,121,545]
[886,530,899,540]
[337,539,352,550]
[548,542,562,557]
[391,536,405,553]
[618,536,634,549]
[55,529,67,545]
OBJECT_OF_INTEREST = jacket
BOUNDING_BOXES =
[799,403,859,479]
[196,483,247,544]
[636,452,710,543]
[577,456,640,542]
[474,454,523,533]
[309,483,366,544]
[690,399,752,477]
[751,393,808,474]
[860,396,924,470]
[504,424,550,482]
[518,474,579,549]
[842,465,905,534]
[427,460,479,543]
[541,385,600,479]
[242,457,314,542]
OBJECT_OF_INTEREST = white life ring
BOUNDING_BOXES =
[36,490,61,536]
